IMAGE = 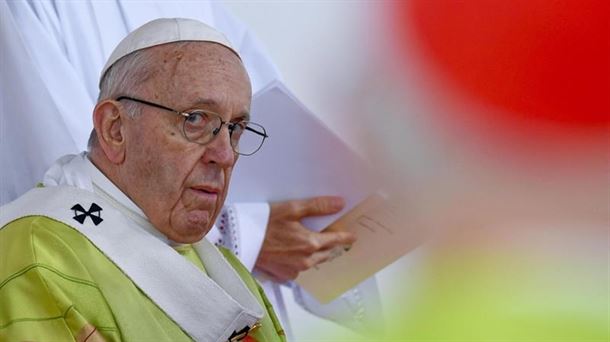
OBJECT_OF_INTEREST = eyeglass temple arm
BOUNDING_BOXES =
[245,125,268,138]
[116,96,184,116]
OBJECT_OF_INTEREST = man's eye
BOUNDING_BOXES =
[186,113,201,123]
[229,122,246,134]
[232,121,247,130]
[185,112,209,127]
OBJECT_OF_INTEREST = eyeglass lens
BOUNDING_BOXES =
[182,112,265,156]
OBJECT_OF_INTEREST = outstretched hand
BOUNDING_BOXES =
[254,196,357,283]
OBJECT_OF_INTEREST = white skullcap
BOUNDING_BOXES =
[99,17,239,88]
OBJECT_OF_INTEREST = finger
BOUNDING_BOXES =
[300,248,348,270]
[306,249,335,267]
[315,230,357,250]
[289,196,345,219]
[264,249,342,281]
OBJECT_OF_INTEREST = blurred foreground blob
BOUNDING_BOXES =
[387,225,608,341]
[390,0,609,168]
[395,0,609,126]
[370,1,610,340]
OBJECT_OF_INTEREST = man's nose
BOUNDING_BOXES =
[202,125,236,166]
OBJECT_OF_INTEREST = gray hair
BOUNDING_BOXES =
[87,48,154,149]
[87,41,197,149]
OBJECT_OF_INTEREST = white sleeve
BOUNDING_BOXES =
[292,277,384,335]
[209,203,270,271]
[207,201,384,337]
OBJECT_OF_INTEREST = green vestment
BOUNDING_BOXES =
[0,215,286,341]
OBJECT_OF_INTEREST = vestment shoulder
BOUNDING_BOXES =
[0,216,96,285]
[1,215,121,338]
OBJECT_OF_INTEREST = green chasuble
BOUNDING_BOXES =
[0,216,286,341]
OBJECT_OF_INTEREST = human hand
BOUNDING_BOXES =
[254,196,357,283]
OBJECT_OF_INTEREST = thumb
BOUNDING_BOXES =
[291,196,345,219]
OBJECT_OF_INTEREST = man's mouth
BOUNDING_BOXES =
[189,185,221,201]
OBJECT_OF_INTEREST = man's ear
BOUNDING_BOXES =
[93,100,126,164]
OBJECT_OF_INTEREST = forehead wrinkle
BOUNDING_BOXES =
[141,46,185,101]
[139,41,244,91]
[144,42,250,116]
[161,46,223,98]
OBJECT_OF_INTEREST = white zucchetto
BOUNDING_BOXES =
[99,17,239,88]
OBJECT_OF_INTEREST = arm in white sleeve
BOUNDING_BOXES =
[208,202,384,336]
[292,277,384,335]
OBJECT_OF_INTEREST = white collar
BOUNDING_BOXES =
[43,152,171,244]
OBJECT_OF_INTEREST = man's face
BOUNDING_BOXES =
[120,42,251,243]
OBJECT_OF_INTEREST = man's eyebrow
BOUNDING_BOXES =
[237,112,251,122]
[191,98,250,121]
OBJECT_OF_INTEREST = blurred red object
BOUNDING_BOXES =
[393,0,609,127]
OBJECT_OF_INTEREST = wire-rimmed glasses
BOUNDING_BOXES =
[116,96,268,156]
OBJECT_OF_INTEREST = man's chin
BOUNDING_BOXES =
[168,210,212,243]
[167,225,210,244]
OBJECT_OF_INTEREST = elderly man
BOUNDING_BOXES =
[2,2,381,339]
[0,18,288,341]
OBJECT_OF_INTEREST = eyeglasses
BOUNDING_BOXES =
[116,96,268,156]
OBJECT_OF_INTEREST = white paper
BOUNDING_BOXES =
[295,194,424,303]
[227,80,374,231]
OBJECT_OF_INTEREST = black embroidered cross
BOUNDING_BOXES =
[71,203,104,226]
[228,326,251,342]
